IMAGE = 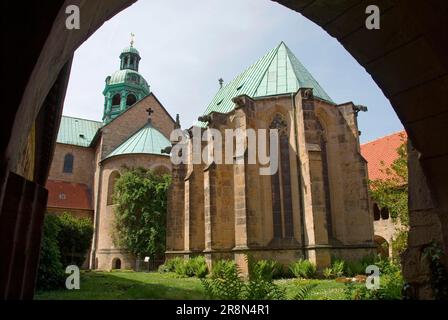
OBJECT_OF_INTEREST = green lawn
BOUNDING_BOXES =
[35,271,353,300]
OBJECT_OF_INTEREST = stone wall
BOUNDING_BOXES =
[100,93,175,159]
[48,143,95,187]
[402,142,445,299]
[94,153,171,270]
[166,90,375,271]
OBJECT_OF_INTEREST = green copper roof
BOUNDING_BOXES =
[121,46,140,56]
[108,69,149,90]
[57,116,102,147]
[105,122,171,159]
[200,42,333,124]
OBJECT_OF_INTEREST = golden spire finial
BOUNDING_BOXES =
[130,33,135,47]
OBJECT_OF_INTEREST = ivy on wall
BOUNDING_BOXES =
[112,167,171,260]
[369,138,408,260]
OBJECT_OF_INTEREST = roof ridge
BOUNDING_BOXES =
[112,122,148,155]
[283,44,333,102]
[62,115,102,124]
[199,42,333,125]
[251,42,283,98]
[361,130,406,146]
[104,121,170,160]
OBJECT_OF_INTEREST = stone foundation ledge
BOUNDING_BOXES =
[166,243,376,271]
[95,249,136,270]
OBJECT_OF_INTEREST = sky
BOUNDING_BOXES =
[63,0,403,144]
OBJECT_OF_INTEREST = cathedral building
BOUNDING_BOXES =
[47,40,376,272]
[46,42,176,270]
[166,42,375,271]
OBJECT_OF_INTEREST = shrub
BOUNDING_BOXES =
[174,259,190,277]
[201,258,286,300]
[157,264,170,273]
[37,213,94,291]
[202,260,243,300]
[322,259,346,279]
[343,254,379,277]
[344,258,404,300]
[290,259,317,279]
[166,256,209,278]
[163,257,183,272]
[331,260,345,278]
[36,215,65,291]
[187,256,209,278]
[423,241,448,299]
[392,230,408,263]
[254,259,284,280]
[56,213,93,266]
[323,267,333,279]
[245,257,286,299]
[344,260,365,277]
[113,167,171,260]
[344,270,403,300]
[374,257,401,275]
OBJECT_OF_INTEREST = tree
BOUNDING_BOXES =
[57,212,93,266]
[112,167,171,260]
[37,213,93,291]
[369,135,408,260]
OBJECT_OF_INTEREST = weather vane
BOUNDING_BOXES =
[130,33,135,47]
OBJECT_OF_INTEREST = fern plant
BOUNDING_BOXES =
[254,259,285,280]
[201,257,286,300]
[292,283,317,300]
[290,259,317,279]
[172,256,209,278]
[244,256,286,300]
[201,260,244,300]
[331,259,345,278]
[161,257,183,272]
[323,267,333,279]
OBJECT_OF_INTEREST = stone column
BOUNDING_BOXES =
[183,134,205,256]
[203,162,217,268]
[165,160,185,255]
[402,141,443,299]
[295,89,331,269]
[120,91,127,111]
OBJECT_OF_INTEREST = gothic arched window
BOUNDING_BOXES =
[63,153,74,173]
[126,94,137,106]
[112,93,121,106]
[270,113,293,239]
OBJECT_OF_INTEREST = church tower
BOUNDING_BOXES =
[102,35,150,123]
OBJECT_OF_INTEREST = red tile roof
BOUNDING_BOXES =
[46,180,93,210]
[361,130,407,181]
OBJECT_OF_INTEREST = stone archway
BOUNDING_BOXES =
[374,235,390,259]
[112,258,122,270]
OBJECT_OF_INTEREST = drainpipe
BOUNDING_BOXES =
[291,93,307,259]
